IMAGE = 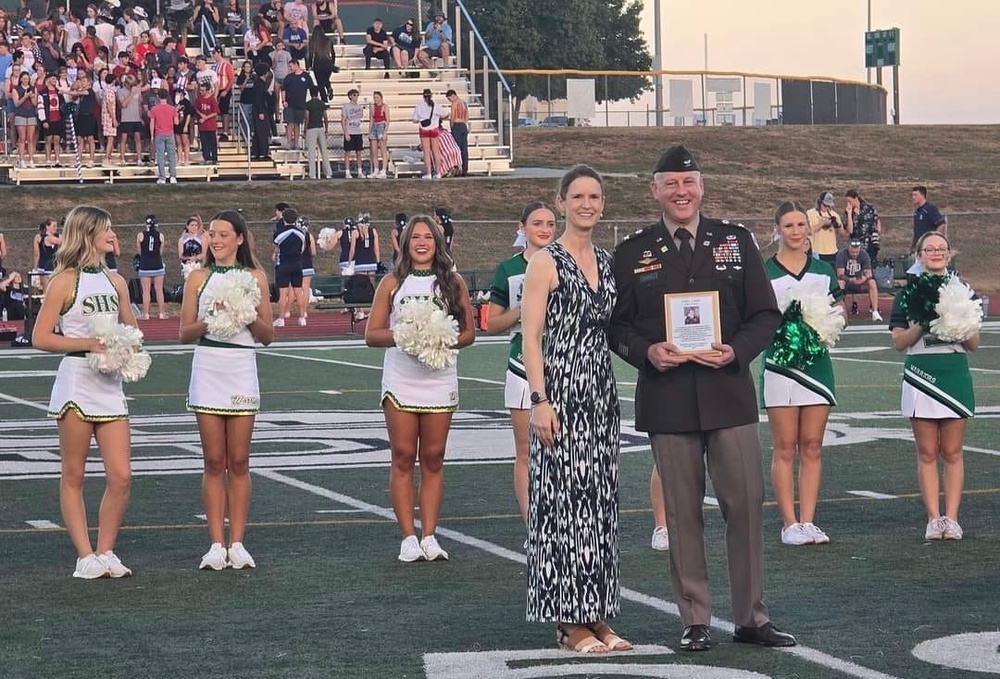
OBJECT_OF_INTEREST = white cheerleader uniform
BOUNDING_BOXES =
[381,271,459,412]
[186,266,261,415]
[47,266,129,422]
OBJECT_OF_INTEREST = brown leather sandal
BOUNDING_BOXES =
[556,624,610,653]
[588,621,633,651]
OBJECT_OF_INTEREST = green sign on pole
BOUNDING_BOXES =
[865,28,901,68]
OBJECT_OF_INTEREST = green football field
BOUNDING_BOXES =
[1,323,999,679]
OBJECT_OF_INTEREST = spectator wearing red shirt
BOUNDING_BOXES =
[194,82,219,163]
[148,88,179,183]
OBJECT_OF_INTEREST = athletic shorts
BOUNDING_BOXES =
[843,281,869,294]
[344,133,363,151]
[75,115,98,138]
[275,265,303,288]
[423,46,445,58]
[42,121,65,138]
[419,127,440,139]
[218,92,231,115]
[504,370,530,410]
[369,122,386,141]
[283,108,306,124]
[120,121,144,135]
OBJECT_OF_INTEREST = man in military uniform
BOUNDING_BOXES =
[609,145,795,652]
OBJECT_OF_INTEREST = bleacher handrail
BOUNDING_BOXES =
[451,0,511,95]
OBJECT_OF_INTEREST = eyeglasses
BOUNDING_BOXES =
[920,247,949,255]
[405,22,413,26]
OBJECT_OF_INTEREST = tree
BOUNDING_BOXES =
[462,0,653,120]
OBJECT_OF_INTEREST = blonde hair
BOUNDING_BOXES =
[53,205,112,275]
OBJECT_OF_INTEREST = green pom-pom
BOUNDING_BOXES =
[898,273,947,329]
[771,300,826,369]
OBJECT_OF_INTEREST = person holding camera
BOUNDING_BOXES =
[805,191,844,265]
[411,88,447,179]
[845,188,882,264]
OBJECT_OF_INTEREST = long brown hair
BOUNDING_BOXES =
[393,215,465,324]
[207,210,261,269]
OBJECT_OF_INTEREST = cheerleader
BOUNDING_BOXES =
[890,232,979,540]
[365,216,476,562]
[762,201,844,545]
[32,205,138,579]
[297,217,316,324]
[485,201,555,526]
[180,210,273,570]
[348,213,380,322]
[136,214,167,319]
[178,214,206,266]
[33,218,61,290]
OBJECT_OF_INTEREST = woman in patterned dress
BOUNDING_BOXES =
[365,216,476,563]
[32,205,138,579]
[762,201,844,546]
[890,232,978,540]
[180,210,273,570]
[520,165,629,653]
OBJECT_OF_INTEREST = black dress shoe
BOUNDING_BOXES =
[732,622,797,647]
[680,624,711,651]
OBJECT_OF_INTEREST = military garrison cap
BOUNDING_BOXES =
[653,145,700,174]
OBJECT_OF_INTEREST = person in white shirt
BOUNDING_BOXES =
[410,88,447,179]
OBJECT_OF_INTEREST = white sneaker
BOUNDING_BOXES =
[432,173,442,180]
[272,318,285,327]
[871,309,884,322]
[156,178,166,184]
[398,535,426,562]
[941,517,963,540]
[228,542,257,569]
[73,553,110,579]
[344,170,352,179]
[100,551,133,577]
[420,535,449,561]
[169,177,177,184]
[924,517,946,540]
[199,542,229,570]
[801,522,830,544]
[421,173,432,180]
[651,526,670,551]
[377,169,387,179]
[297,316,307,327]
[780,522,814,546]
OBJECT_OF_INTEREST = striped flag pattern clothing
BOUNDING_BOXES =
[437,127,462,175]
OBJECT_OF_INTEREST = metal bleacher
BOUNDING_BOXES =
[1,25,513,184]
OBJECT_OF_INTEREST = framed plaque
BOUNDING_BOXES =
[663,291,722,355]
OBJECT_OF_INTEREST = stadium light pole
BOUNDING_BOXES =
[866,0,872,83]
[653,0,663,126]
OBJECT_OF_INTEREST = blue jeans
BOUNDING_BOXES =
[155,134,177,179]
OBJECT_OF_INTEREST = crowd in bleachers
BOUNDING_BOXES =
[0,1,470,178]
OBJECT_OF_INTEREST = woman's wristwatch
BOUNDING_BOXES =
[530,391,548,406]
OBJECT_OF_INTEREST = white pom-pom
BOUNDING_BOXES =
[317,227,339,252]
[392,297,459,370]
[203,269,261,339]
[775,279,846,348]
[86,317,151,382]
[182,260,202,279]
[930,275,982,342]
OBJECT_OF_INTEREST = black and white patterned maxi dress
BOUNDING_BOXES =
[526,242,621,624]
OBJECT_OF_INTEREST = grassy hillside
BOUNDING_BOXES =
[2,124,998,288]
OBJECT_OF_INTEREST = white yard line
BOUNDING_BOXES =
[255,469,903,679]
[0,391,49,412]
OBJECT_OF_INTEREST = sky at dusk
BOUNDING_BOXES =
[640,0,999,124]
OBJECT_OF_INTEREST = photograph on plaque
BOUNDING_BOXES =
[663,291,721,355]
